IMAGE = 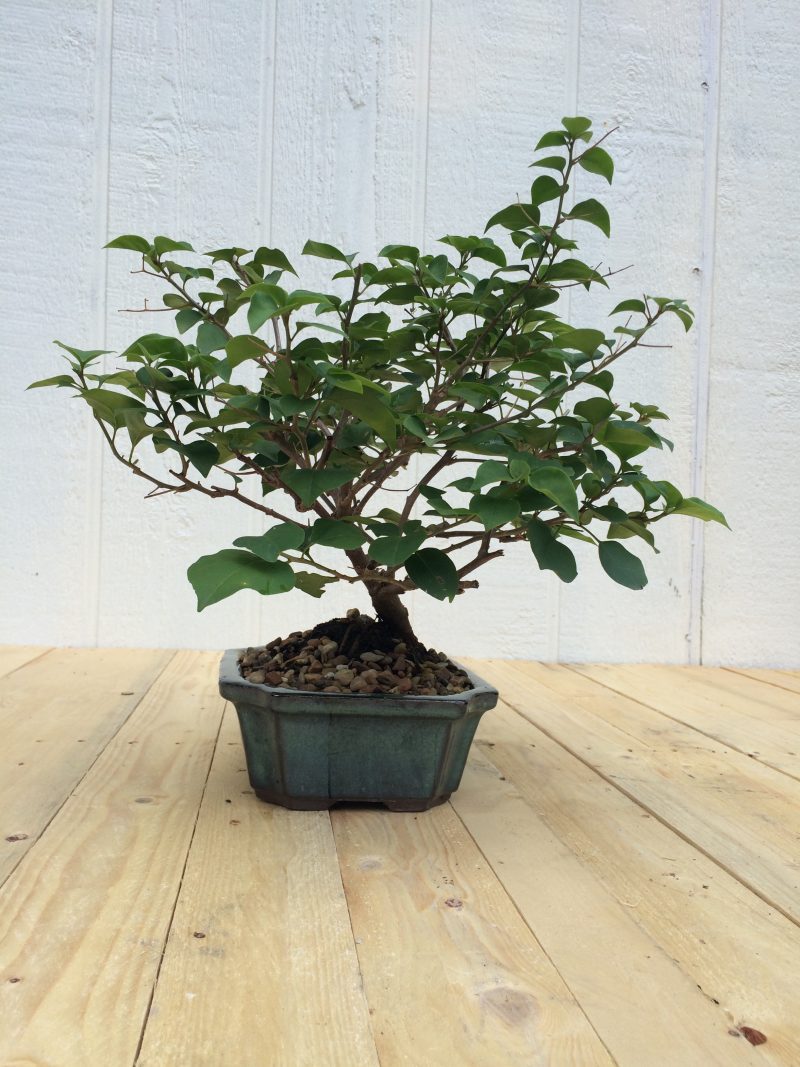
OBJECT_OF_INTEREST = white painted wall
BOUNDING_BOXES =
[2,0,798,665]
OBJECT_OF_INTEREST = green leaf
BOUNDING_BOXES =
[28,374,76,390]
[378,244,420,262]
[233,523,305,561]
[530,175,563,207]
[302,240,354,265]
[527,520,577,583]
[402,414,435,444]
[419,485,470,518]
[598,541,648,589]
[280,467,354,507]
[535,130,568,150]
[650,480,684,508]
[181,440,220,477]
[225,334,269,367]
[528,467,580,521]
[196,322,228,354]
[54,340,110,366]
[610,299,646,315]
[578,146,614,183]
[153,236,194,256]
[81,388,146,425]
[253,246,297,275]
[330,387,397,447]
[671,497,730,527]
[308,519,366,549]
[162,293,189,309]
[175,308,202,334]
[405,548,459,602]
[561,116,593,138]
[566,199,611,237]
[294,571,336,598]
[105,234,151,253]
[247,287,281,332]
[187,549,295,610]
[557,328,605,355]
[531,155,566,171]
[599,421,654,460]
[574,397,615,424]
[543,259,607,286]
[485,203,540,232]
[369,528,427,566]
[469,494,520,530]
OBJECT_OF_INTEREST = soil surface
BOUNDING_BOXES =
[238,609,472,696]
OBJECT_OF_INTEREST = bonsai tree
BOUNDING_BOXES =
[32,116,726,652]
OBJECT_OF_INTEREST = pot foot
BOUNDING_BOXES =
[253,787,451,812]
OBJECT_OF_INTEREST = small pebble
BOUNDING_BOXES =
[238,611,472,696]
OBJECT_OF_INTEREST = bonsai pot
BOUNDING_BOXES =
[219,649,498,811]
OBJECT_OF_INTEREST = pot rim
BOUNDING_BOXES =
[218,647,498,716]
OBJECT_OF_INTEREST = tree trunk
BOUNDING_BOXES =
[346,549,420,647]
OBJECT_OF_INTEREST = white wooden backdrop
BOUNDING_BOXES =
[2,0,798,666]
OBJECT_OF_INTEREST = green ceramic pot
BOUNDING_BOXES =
[219,649,498,811]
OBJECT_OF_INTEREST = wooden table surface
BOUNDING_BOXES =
[0,647,798,1066]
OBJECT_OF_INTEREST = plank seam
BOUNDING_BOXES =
[498,690,800,930]
[0,647,54,680]
[87,0,115,646]
[0,650,177,893]
[328,812,385,1067]
[688,0,723,664]
[563,664,800,784]
[724,666,800,696]
[407,0,432,631]
[555,0,582,662]
[132,697,228,1066]
[448,796,620,1066]
[256,0,280,646]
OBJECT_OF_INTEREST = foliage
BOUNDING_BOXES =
[32,117,727,638]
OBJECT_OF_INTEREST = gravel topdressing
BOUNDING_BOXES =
[238,613,472,696]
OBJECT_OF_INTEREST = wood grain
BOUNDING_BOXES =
[457,700,800,1065]
[1,0,111,645]
[0,646,49,679]
[558,0,708,664]
[570,662,800,779]
[98,0,270,651]
[727,668,800,698]
[0,651,798,1063]
[701,0,800,666]
[0,646,173,885]
[137,707,379,1067]
[472,660,800,925]
[0,651,225,1066]
[331,802,614,1066]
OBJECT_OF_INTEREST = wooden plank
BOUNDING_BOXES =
[1,1,111,645]
[570,663,800,779]
[0,646,48,679]
[558,0,708,663]
[99,0,269,650]
[702,0,800,667]
[456,700,799,1065]
[0,651,225,1067]
[330,805,614,1066]
[728,668,800,698]
[136,709,379,1067]
[0,647,174,885]
[469,660,800,925]
[414,0,573,657]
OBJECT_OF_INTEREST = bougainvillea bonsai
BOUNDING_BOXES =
[33,115,724,634]
[32,117,726,806]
